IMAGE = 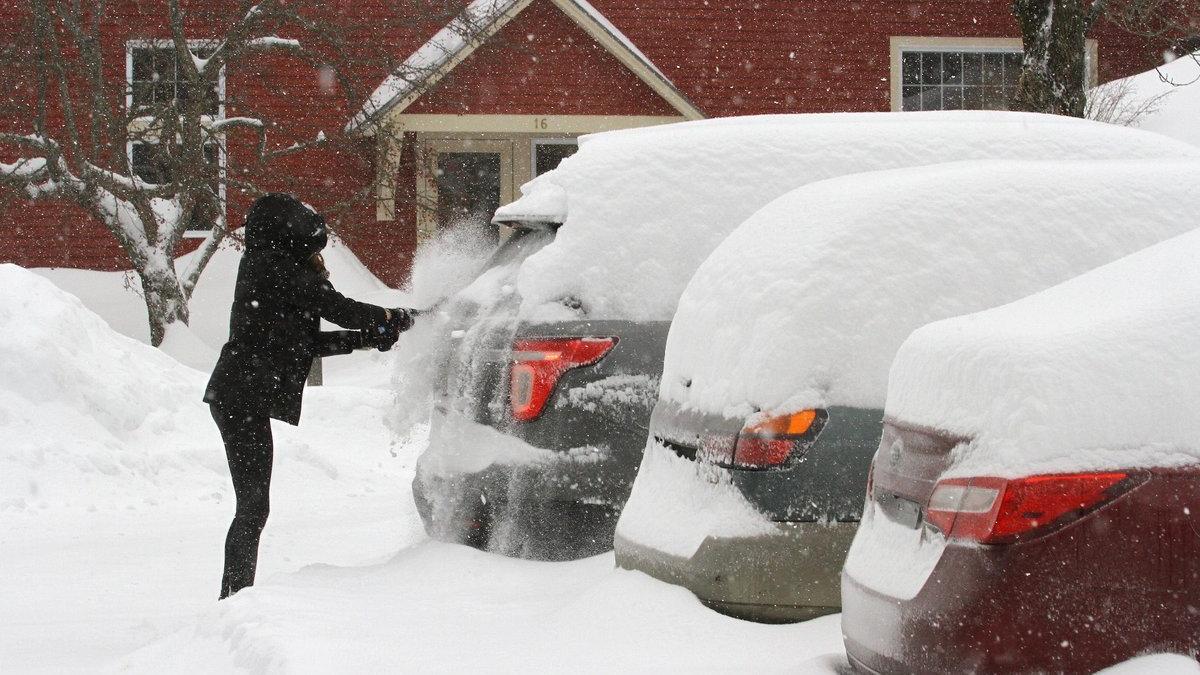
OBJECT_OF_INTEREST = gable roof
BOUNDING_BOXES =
[346,0,704,133]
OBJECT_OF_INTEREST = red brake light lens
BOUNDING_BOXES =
[509,337,616,422]
[926,472,1139,544]
[731,409,825,469]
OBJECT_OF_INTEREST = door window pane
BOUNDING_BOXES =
[436,152,502,243]
[533,141,578,177]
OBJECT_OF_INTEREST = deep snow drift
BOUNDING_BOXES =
[0,263,218,512]
[887,226,1200,477]
[0,263,405,514]
[118,543,845,673]
[500,111,1198,323]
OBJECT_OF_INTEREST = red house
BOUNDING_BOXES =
[0,0,1164,286]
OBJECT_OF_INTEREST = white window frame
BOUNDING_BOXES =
[125,38,227,237]
[889,36,1099,112]
[530,137,578,178]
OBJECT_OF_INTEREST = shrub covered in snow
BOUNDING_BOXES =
[500,111,1199,323]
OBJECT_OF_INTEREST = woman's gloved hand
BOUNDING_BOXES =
[367,323,399,352]
[365,308,416,352]
[387,308,417,333]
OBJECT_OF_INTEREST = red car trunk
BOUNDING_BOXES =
[842,422,1200,674]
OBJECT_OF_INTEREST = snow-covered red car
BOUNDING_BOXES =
[412,111,1198,560]
[842,226,1200,673]
[614,157,1200,621]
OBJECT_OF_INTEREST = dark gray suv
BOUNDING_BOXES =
[412,221,665,558]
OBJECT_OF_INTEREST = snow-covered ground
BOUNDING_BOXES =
[2,256,846,673]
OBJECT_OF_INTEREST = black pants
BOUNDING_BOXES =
[210,404,274,599]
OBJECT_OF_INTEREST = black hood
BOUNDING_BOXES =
[244,193,328,259]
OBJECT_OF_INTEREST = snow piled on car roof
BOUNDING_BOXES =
[887,226,1200,477]
[503,111,1198,322]
[659,159,1200,420]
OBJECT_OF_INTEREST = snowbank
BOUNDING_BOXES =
[886,226,1200,476]
[661,159,1200,419]
[0,263,404,514]
[119,543,845,673]
[1094,51,1200,147]
[0,264,222,512]
[501,111,1199,322]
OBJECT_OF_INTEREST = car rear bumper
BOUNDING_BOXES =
[413,410,633,558]
[614,521,858,623]
[842,472,1200,673]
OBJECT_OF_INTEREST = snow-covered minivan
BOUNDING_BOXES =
[614,158,1200,621]
[842,226,1200,673]
[412,112,1198,560]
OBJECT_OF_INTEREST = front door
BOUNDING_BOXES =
[418,138,515,242]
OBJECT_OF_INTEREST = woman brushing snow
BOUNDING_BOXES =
[204,193,413,599]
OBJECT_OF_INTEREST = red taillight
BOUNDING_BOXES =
[731,409,825,469]
[508,337,616,422]
[926,472,1141,544]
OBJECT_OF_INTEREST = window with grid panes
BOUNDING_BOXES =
[129,44,220,115]
[900,50,1023,111]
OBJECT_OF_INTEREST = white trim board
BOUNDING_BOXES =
[382,113,685,134]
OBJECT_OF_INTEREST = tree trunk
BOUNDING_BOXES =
[138,265,191,347]
[1013,0,1092,117]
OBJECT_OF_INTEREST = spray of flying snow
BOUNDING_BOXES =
[387,219,498,441]
[406,218,497,309]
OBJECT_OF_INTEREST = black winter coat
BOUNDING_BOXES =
[203,194,388,425]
